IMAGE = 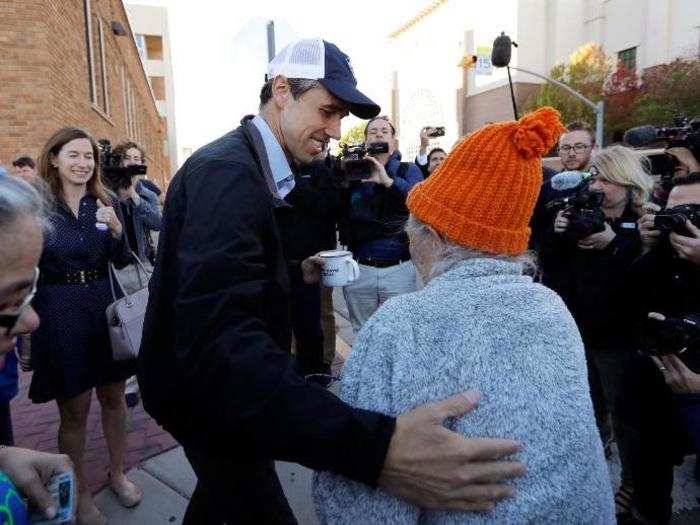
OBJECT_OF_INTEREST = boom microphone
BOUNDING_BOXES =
[623,125,660,148]
[550,170,592,191]
[491,32,512,68]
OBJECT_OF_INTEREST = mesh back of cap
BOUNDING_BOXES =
[267,38,325,80]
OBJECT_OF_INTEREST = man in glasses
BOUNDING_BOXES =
[531,121,597,252]
[558,122,595,171]
[0,176,75,522]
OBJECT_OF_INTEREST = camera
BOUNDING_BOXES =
[625,117,700,185]
[426,127,445,138]
[333,141,389,183]
[640,314,700,357]
[653,204,700,236]
[547,186,607,240]
[98,139,147,190]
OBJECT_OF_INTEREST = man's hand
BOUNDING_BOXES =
[670,221,700,265]
[578,223,615,251]
[379,392,524,511]
[301,255,325,284]
[667,147,700,174]
[419,127,433,154]
[638,208,661,253]
[363,156,394,188]
[553,210,569,234]
[0,447,74,519]
[651,351,700,395]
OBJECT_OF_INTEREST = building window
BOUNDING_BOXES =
[83,0,109,113]
[618,47,637,71]
[145,35,164,60]
[135,34,147,60]
[149,76,166,100]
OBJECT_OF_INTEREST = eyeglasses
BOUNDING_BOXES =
[0,268,39,337]
[558,143,591,154]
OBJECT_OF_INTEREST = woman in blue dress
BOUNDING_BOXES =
[30,128,142,524]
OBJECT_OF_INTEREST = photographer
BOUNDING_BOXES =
[416,127,446,177]
[541,145,653,515]
[111,142,161,277]
[531,122,596,274]
[109,142,161,408]
[338,115,424,333]
[630,173,700,524]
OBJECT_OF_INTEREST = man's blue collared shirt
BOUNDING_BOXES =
[251,115,295,199]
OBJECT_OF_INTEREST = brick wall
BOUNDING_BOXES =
[0,0,170,188]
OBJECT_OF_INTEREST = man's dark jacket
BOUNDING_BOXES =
[138,118,395,486]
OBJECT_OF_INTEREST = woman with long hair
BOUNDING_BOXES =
[30,127,141,524]
[546,144,654,518]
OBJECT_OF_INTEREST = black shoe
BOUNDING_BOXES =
[125,392,140,408]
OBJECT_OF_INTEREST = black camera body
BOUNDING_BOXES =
[653,204,700,236]
[641,314,700,357]
[98,139,147,190]
[549,188,607,240]
[334,141,389,183]
[427,127,445,138]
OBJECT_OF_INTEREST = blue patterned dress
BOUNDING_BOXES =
[30,195,135,402]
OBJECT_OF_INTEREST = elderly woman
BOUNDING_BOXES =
[313,108,615,524]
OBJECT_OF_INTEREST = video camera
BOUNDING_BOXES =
[547,181,606,240]
[98,139,147,190]
[653,204,700,237]
[625,117,700,189]
[332,141,389,183]
[641,314,700,357]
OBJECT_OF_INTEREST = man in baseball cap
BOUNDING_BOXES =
[139,38,523,523]
[266,38,380,119]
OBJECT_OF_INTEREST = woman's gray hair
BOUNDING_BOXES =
[405,214,539,282]
[0,176,50,237]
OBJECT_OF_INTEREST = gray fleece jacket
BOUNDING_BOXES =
[313,258,615,524]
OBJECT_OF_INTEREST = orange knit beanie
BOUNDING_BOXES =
[406,107,565,255]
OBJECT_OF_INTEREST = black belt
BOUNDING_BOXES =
[357,255,410,268]
[41,267,108,285]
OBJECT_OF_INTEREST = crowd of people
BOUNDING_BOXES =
[0,36,699,524]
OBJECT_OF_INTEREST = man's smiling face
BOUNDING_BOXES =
[278,84,349,164]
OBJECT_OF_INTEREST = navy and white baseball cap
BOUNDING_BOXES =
[267,38,380,119]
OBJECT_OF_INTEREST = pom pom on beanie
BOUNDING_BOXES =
[406,107,565,255]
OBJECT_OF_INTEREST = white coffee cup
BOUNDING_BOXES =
[319,250,360,287]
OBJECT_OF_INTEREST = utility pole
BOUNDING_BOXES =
[266,20,275,63]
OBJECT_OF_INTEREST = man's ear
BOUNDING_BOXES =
[271,75,291,109]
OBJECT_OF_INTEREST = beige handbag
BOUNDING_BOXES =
[106,254,151,361]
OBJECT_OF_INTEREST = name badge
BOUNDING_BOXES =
[620,222,637,230]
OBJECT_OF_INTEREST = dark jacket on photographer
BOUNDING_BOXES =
[118,182,161,263]
[624,242,700,523]
[338,151,423,262]
[540,203,642,347]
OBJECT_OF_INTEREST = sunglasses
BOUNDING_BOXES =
[0,268,39,337]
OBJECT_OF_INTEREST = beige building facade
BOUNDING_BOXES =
[125,3,178,175]
[389,0,700,157]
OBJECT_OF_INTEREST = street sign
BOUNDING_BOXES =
[476,46,492,75]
